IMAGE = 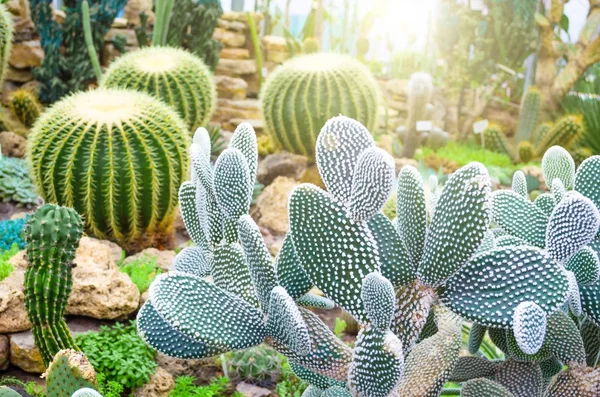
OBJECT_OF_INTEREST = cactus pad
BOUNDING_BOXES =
[44,350,98,397]
[274,234,312,299]
[492,190,548,247]
[266,286,311,356]
[566,245,600,285]
[213,244,259,307]
[542,146,576,190]
[396,165,427,266]
[512,301,547,355]
[461,378,515,397]
[361,272,395,329]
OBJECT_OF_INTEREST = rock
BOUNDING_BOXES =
[9,41,43,69]
[215,75,247,100]
[212,98,261,123]
[384,79,408,98]
[9,211,28,220]
[219,48,250,60]
[217,19,246,32]
[261,35,287,52]
[0,334,9,370]
[123,248,176,272]
[216,59,257,76]
[213,28,245,48]
[6,66,33,83]
[105,28,138,46]
[221,12,263,25]
[0,131,26,158]
[223,118,264,134]
[133,367,174,397]
[252,177,299,235]
[256,152,309,186]
[124,0,154,27]
[265,50,288,64]
[237,382,272,397]
[156,353,220,381]
[9,331,45,373]
[1,237,139,330]
[111,17,128,29]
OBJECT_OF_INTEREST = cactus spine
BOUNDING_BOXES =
[229,345,281,382]
[515,87,541,143]
[24,204,83,366]
[10,90,42,128]
[27,89,189,252]
[0,4,13,88]
[44,349,98,397]
[261,53,380,158]
[101,47,216,130]
[400,72,434,158]
[537,115,584,156]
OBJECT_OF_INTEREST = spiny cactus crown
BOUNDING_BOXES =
[137,118,586,397]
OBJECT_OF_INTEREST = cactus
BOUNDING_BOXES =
[43,350,98,397]
[137,116,582,397]
[0,387,21,397]
[482,124,513,159]
[515,87,540,143]
[302,37,320,54]
[101,47,216,130]
[29,0,128,103]
[229,345,281,382]
[537,115,584,156]
[400,73,434,158]
[10,90,42,128]
[24,204,83,366]
[518,141,534,163]
[0,4,12,88]
[261,54,380,159]
[27,89,189,252]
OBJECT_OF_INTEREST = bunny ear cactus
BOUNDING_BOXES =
[43,349,98,397]
[24,204,83,366]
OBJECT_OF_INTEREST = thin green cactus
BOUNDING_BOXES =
[515,87,541,143]
[24,204,83,366]
[102,47,216,130]
[483,124,513,159]
[261,54,380,159]
[400,73,434,158]
[0,4,12,88]
[517,141,534,163]
[228,345,280,382]
[27,89,189,252]
[44,350,98,397]
[537,115,584,156]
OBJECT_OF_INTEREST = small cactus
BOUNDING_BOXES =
[302,37,320,54]
[10,90,42,128]
[229,345,281,382]
[43,350,98,397]
[537,115,584,155]
[102,46,216,130]
[482,124,513,160]
[518,141,534,163]
[0,387,22,397]
[24,204,83,366]
[400,72,434,158]
[515,87,541,143]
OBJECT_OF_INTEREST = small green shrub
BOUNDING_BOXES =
[0,244,18,281]
[75,321,156,391]
[417,142,518,170]
[97,372,124,397]
[170,376,240,397]
[275,359,307,397]
[119,255,162,294]
[334,317,347,340]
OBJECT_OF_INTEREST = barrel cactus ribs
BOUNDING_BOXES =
[137,116,596,397]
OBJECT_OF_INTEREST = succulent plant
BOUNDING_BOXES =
[137,116,580,397]
[515,87,540,144]
[24,204,83,366]
[10,89,42,128]
[229,345,281,382]
[517,141,534,163]
[0,156,38,206]
[400,73,434,158]
[0,387,22,397]
[27,89,189,252]
[536,115,584,156]
[43,349,99,397]
[0,216,29,250]
[261,54,380,159]
[101,46,216,130]
[0,4,12,88]
[482,124,513,160]
[302,37,320,54]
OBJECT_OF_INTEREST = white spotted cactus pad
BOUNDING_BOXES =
[545,193,600,263]
[348,325,404,397]
[491,190,548,247]
[417,162,492,287]
[213,244,259,308]
[266,286,311,356]
[178,181,209,250]
[542,146,575,190]
[172,247,212,277]
[274,234,313,299]
[288,184,379,323]
[565,245,600,285]
[512,170,528,198]
[574,156,600,218]
[361,272,395,329]
[461,378,515,397]
[512,301,547,355]
[315,116,375,203]
[229,122,258,189]
[214,149,253,220]
[349,147,395,222]
[396,165,427,266]
[439,246,569,327]
[534,193,556,217]
[71,389,103,397]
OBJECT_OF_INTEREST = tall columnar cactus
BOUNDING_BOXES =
[101,47,216,130]
[29,0,128,103]
[27,89,189,252]
[43,349,98,397]
[10,90,42,128]
[0,4,13,88]
[24,204,83,366]
[261,54,380,159]
[515,87,541,143]
[482,124,513,160]
[400,73,434,158]
[537,115,584,156]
